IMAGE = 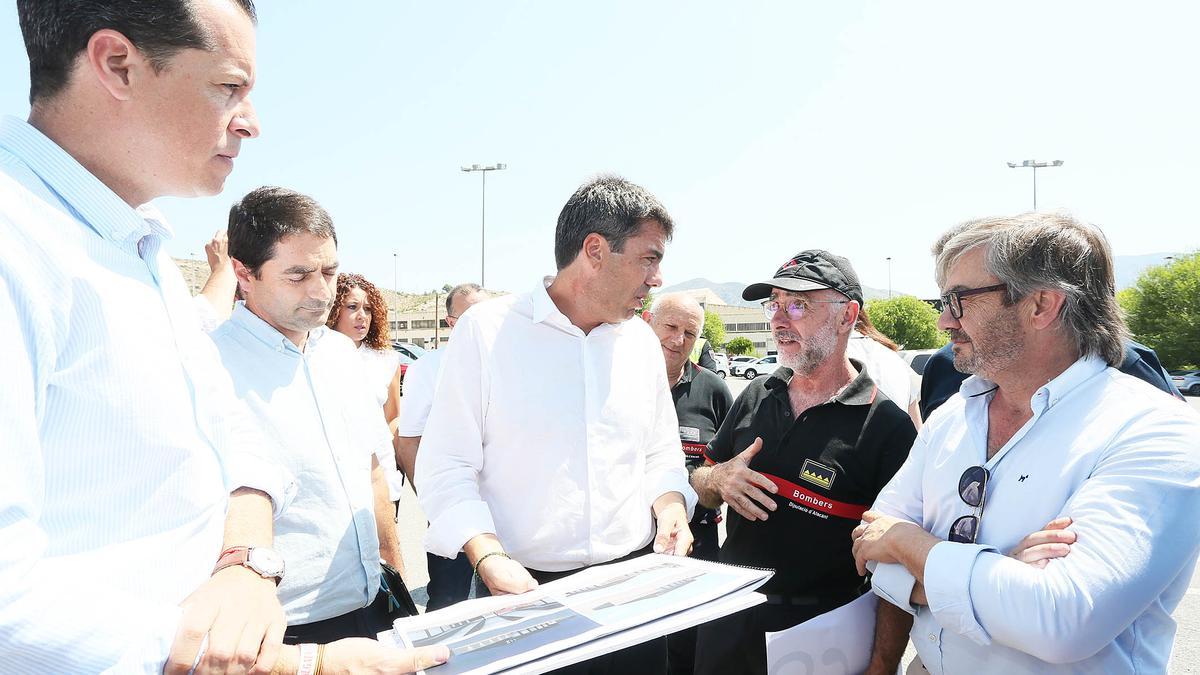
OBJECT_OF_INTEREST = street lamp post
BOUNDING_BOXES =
[392,252,398,342]
[1006,159,1064,210]
[460,163,507,288]
[886,257,893,299]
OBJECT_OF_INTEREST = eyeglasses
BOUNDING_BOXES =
[939,283,1008,319]
[948,465,989,544]
[762,297,848,321]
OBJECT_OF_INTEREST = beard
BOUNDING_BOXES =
[950,308,1024,377]
[777,323,838,376]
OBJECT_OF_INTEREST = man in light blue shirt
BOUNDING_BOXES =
[0,1,447,673]
[852,213,1200,674]
[214,186,405,642]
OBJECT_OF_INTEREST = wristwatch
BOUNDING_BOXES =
[212,546,285,585]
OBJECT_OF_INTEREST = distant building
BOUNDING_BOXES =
[669,287,774,356]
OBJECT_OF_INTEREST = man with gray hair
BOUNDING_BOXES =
[853,213,1200,673]
[417,175,696,673]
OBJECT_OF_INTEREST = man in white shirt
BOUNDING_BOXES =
[0,2,448,672]
[416,175,697,673]
[395,282,488,611]
[851,213,1200,674]
[214,187,412,644]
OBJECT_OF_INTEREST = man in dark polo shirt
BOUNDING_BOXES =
[645,293,734,674]
[690,251,917,675]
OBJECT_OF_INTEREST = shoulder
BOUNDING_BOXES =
[692,366,732,398]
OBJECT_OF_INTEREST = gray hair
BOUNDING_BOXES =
[932,212,1128,366]
[445,283,483,316]
[553,174,674,270]
[649,292,704,322]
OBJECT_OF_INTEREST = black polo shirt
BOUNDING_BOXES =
[705,360,916,598]
[673,361,734,471]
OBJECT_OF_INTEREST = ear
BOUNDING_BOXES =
[1027,289,1067,330]
[445,316,458,329]
[581,232,608,269]
[84,29,147,102]
[231,257,255,295]
[840,300,861,333]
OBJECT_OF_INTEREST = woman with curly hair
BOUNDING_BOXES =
[327,273,406,496]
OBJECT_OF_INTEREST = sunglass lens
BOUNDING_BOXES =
[958,466,988,507]
[949,515,978,544]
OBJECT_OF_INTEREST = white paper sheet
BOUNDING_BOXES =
[765,592,878,675]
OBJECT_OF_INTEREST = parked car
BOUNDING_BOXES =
[709,353,729,379]
[392,341,427,361]
[390,346,416,393]
[738,355,780,380]
[899,348,939,376]
[1170,369,1200,396]
[727,356,756,375]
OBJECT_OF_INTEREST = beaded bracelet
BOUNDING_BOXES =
[472,551,511,578]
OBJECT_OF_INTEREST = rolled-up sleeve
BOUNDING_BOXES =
[416,317,497,558]
[217,372,297,518]
[925,409,1200,664]
[869,428,931,614]
[642,364,696,518]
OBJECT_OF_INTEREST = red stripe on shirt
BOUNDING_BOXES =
[761,472,869,521]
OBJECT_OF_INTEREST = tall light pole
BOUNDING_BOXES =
[460,163,507,288]
[1006,159,1063,210]
[392,252,398,342]
[886,257,893,298]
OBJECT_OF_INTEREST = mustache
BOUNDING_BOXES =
[948,329,970,342]
[300,301,331,312]
[774,329,802,341]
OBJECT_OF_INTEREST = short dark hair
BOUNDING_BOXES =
[18,0,257,104]
[227,186,337,276]
[553,175,674,270]
[445,283,483,316]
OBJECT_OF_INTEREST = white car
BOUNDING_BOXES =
[738,355,781,380]
[1170,370,1200,396]
[727,356,757,377]
[709,354,729,379]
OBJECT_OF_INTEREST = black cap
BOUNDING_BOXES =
[742,250,864,305]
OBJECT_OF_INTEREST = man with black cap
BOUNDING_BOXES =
[689,250,918,675]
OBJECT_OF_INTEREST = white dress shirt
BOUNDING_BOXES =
[846,331,916,407]
[416,278,697,572]
[212,305,391,623]
[358,344,405,499]
[870,355,1200,674]
[395,347,444,437]
[0,116,293,673]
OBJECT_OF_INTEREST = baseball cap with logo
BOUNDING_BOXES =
[742,250,864,305]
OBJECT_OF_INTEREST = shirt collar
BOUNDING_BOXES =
[230,301,328,355]
[0,116,165,247]
[531,275,625,336]
[674,360,697,388]
[764,358,877,406]
[959,354,1107,411]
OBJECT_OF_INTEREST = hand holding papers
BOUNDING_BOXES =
[379,554,772,674]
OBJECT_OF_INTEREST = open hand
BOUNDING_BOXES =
[710,437,778,521]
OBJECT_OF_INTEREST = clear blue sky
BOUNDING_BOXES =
[2,1,1197,298]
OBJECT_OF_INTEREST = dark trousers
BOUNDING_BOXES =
[665,520,718,674]
[425,551,473,611]
[283,589,396,644]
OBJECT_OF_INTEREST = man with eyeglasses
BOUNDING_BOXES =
[852,213,1200,674]
[689,250,918,675]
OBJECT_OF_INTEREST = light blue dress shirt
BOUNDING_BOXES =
[0,116,294,673]
[211,304,390,623]
[871,355,1200,673]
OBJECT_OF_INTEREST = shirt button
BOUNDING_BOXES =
[928,633,937,642]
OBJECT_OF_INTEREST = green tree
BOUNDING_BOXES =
[640,291,655,315]
[702,309,726,347]
[864,296,948,349]
[726,336,755,356]
[1120,252,1200,369]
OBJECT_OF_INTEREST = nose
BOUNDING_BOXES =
[231,97,260,139]
[936,303,959,331]
[646,261,663,289]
